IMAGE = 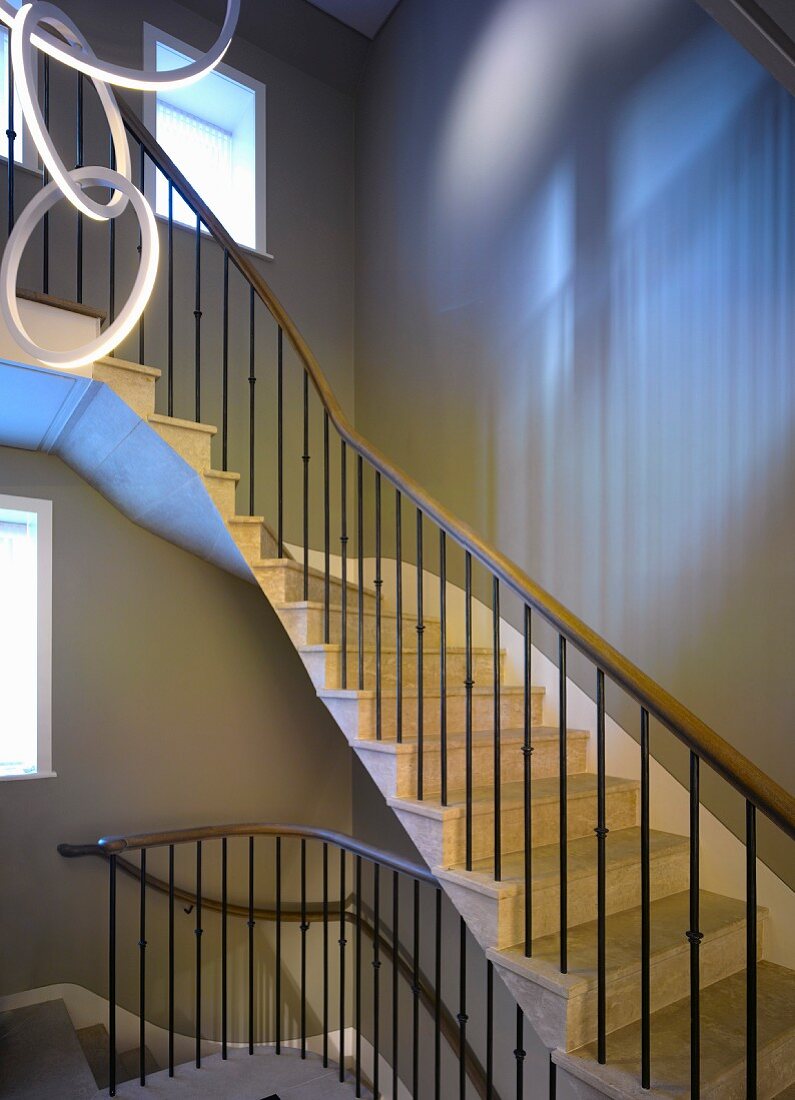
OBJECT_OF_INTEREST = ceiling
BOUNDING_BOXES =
[305,0,401,38]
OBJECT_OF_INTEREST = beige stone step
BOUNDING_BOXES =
[390,773,639,867]
[251,558,380,609]
[353,725,590,800]
[204,469,240,517]
[490,890,767,1052]
[274,600,441,648]
[226,517,283,561]
[148,413,216,471]
[319,683,544,741]
[435,827,690,950]
[299,642,505,691]
[554,961,795,1099]
[93,356,160,419]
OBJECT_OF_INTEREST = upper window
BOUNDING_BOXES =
[0,495,53,781]
[143,25,266,253]
[0,0,26,166]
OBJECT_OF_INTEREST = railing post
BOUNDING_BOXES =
[221,837,228,1059]
[492,576,501,880]
[195,840,202,1068]
[248,836,255,1055]
[523,605,533,956]
[747,801,757,1099]
[688,753,702,1098]
[168,844,174,1076]
[372,862,381,1097]
[416,509,424,798]
[558,634,568,973]
[138,849,147,1084]
[248,286,256,514]
[641,706,651,1087]
[108,853,117,1097]
[596,669,607,1062]
[464,552,473,869]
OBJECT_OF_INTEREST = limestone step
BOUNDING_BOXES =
[490,890,767,1052]
[435,827,690,950]
[148,413,216,472]
[299,641,505,691]
[0,1000,98,1099]
[202,469,240,517]
[353,725,590,800]
[319,683,544,741]
[76,1022,159,1089]
[226,517,283,561]
[94,356,160,419]
[274,600,441,648]
[251,557,380,609]
[554,961,795,1099]
[390,773,639,867]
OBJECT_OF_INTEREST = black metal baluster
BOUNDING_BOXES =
[303,371,310,599]
[42,55,50,293]
[417,510,424,799]
[747,801,757,1100]
[515,1006,526,1100]
[550,1053,557,1098]
[355,855,362,1095]
[375,473,382,739]
[248,287,256,514]
[138,147,145,363]
[373,863,381,1098]
[194,214,202,421]
[139,850,147,1085]
[688,753,702,1098]
[396,491,403,743]
[339,850,347,1083]
[523,605,533,956]
[596,670,607,1063]
[323,842,329,1067]
[301,838,308,1058]
[109,854,116,1097]
[435,887,442,1100]
[195,841,202,1068]
[276,835,282,1054]
[412,879,420,1099]
[392,871,399,1098]
[357,457,364,690]
[248,836,255,1055]
[641,706,651,1087]
[76,72,83,304]
[277,327,283,556]
[465,552,473,870]
[440,531,448,806]
[486,959,494,1099]
[108,138,115,331]
[6,46,15,235]
[324,412,330,643]
[340,441,348,689]
[167,183,174,416]
[221,838,228,1059]
[558,635,568,973]
[493,576,501,880]
[222,249,229,469]
[168,844,174,1076]
[458,917,467,1100]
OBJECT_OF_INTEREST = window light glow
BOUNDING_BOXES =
[0,507,37,777]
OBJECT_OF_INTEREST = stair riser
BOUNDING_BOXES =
[276,604,441,648]
[495,920,765,1053]
[94,363,156,418]
[323,689,543,741]
[253,566,380,610]
[149,420,213,471]
[302,647,503,691]
[205,477,237,518]
[228,524,280,561]
[393,786,639,867]
[355,736,589,801]
[441,847,690,950]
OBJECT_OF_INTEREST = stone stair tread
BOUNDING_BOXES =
[354,725,590,753]
[96,354,161,378]
[318,683,543,700]
[556,961,795,1098]
[391,773,637,819]
[436,827,688,896]
[251,557,380,599]
[490,890,766,996]
[274,598,439,624]
[0,1000,98,1099]
[300,641,500,656]
[148,412,217,434]
[206,468,240,482]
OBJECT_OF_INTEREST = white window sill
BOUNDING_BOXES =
[0,770,57,782]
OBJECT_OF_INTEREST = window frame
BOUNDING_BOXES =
[0,493,54,782]
[142,22,269,258]
[0,17,40,173]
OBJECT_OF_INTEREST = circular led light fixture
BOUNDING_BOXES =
[0,0,239,370]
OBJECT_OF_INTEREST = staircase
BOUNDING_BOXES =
[2,82,794,1100]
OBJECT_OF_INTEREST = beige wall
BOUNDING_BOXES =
[354,0,795,875]
[0,447,354,1005]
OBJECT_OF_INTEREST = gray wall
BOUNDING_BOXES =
[354,0,795,874]
[0,447,354,1014]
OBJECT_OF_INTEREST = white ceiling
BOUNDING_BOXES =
[305,0,401,38]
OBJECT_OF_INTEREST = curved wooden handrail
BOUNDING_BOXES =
[118,98,795,842]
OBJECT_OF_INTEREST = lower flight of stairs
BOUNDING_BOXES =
[87,356,795,1098]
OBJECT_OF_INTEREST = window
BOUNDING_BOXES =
[0,495,53,780]
[0,0,26,166]
[143,25,266,253]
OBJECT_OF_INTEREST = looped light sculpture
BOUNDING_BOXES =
[0,0,240,370]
